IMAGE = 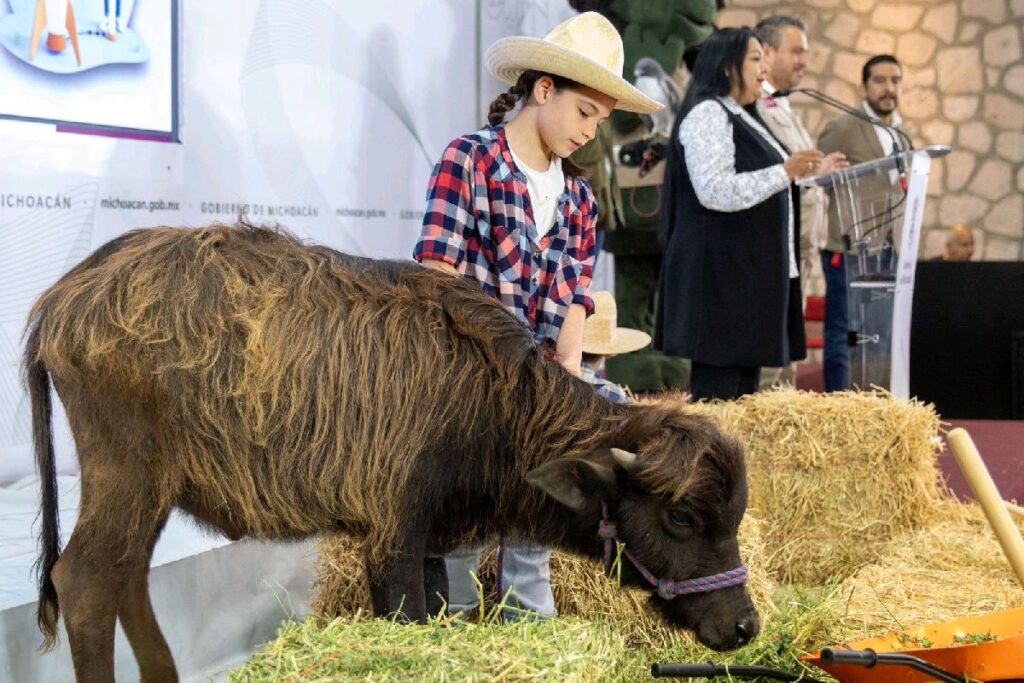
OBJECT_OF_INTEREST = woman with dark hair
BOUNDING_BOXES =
[654,28,845,401]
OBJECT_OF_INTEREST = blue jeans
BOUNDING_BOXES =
[821,250,850,391]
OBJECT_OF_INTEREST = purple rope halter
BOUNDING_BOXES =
[598,502,749,600]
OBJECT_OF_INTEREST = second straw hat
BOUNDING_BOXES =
[582,291,652,356]
[485,12,662,114]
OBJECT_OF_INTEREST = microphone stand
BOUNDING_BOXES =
[773,87,912,190]
[774,87,909,279]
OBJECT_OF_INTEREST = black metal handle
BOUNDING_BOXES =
[651,662,822,682]
[651,663,718,678]
[820,648,878,667]
[818,648,964,683]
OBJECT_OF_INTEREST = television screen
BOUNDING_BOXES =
[0,0,178,140]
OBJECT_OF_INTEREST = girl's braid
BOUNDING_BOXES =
[487,79,529,126]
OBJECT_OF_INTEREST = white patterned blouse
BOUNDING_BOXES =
[678,96,798,278]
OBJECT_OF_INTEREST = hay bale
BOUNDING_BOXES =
[673,389,946,584]
[311,534,370,616]
[840,499,1024,638]
[312,516,772,648]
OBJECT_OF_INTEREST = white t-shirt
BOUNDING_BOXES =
[508,145,565,234]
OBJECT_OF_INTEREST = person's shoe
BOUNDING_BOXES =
[500,605,555,623]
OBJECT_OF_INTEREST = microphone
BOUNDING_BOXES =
[773,87,912,191]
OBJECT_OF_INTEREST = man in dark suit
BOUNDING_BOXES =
[817,54,912,391]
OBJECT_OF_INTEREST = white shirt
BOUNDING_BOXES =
[679,96,798,278]
[762,80,794,113]
[508,145,565,234]
[761,80,829,253]
[862,101,904,155]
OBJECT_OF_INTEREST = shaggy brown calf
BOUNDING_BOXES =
[25,224,758,681]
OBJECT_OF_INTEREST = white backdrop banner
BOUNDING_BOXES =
[1,0,600,485]
[0,0,482,484]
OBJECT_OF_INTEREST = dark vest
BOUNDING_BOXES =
[654,99,806,368]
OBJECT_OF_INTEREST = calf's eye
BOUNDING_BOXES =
[668,510,691,528]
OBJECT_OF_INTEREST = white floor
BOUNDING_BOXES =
[0,476,317,682]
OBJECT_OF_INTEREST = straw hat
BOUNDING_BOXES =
[582,291,652,356]
[485,12,663,115]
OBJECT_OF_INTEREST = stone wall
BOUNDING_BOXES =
[717,0,1024,260]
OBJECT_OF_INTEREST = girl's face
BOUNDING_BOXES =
[533,79,616,159]
[730,37,767,105]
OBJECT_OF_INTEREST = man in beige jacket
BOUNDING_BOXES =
[755,16,828,388]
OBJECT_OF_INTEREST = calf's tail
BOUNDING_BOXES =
[24,320,61,650]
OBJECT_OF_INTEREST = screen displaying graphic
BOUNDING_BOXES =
[0,0,178,138]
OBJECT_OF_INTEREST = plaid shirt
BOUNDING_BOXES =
[414,126,597,345]
[580,363,631,404]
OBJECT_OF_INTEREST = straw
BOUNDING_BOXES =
[676,388,947,584]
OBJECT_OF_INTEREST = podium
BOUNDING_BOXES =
[798,145,951,397]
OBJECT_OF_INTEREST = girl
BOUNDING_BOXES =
[413,12,659,620]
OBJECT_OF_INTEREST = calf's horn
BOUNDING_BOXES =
[610,447,638,470]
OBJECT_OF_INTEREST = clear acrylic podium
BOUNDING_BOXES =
[798,145,951,396]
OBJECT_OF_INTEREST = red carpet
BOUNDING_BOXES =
[940,420,1024,505]
[795,362,1024,503]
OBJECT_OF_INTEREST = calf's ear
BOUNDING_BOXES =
[525,458,616,511]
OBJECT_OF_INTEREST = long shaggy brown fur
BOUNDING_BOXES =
[31,224,504,553]
[25,222,740,648]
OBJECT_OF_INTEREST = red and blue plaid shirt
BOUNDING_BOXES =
[414,126,597,345]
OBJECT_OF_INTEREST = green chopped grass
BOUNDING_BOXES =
[230,585,853,682]
[230,614,640,682]
[952,631,997,646]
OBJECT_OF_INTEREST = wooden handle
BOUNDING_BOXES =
[948,428,1024,589]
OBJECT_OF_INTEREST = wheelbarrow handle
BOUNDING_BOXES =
[651,663,718,677]
[651,662,821,681]
[820,648,878,667]
[819,648,965,683]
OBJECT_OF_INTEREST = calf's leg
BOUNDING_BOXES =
[423,556,449,618]
[366,551,428,622]
[118,514,178,683]
[51,467,169,682]
[364,517,435,622]
[51,529,121,682]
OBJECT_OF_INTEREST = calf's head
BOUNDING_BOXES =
[526,411,759,651]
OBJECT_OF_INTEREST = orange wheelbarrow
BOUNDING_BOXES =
[806,606,1024,683]
[652,606,1024,682]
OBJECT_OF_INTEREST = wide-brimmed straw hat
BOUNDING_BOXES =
[582,291,652,356]
[485,12,662,115]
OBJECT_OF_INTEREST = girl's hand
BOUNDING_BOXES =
[558,354,582,377]
[784,150,825,181]
[555,303,586,377]
[817,151,849,175]
[421,259,458,276]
